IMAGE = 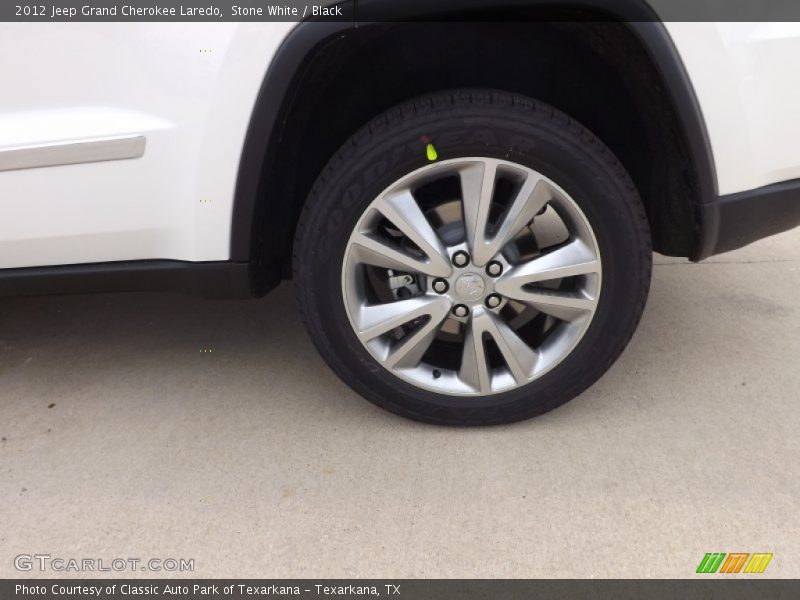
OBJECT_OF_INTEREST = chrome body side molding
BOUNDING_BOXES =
[0,134,145,172]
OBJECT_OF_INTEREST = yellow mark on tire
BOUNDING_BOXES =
[426,143,438,161]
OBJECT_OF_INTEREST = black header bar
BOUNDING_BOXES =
[6,0,800,22]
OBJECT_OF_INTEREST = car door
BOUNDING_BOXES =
[0,22,291,269]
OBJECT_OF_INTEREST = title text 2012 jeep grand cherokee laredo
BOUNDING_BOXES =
[2,8,800,424]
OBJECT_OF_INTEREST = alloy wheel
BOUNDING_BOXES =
[341,157,602,396]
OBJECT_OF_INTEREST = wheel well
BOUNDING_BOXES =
[252,17,704,278]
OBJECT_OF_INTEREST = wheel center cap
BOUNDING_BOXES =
[454,273,486,301]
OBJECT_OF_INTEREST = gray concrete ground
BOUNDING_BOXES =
[1,229,798,579]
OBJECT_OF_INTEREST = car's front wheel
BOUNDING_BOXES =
[294,90,651,425]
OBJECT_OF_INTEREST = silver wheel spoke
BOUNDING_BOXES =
[460,160,498,266]
[350,232,439,276]
[356,296,451,342]
[495,239,599,287]
[477,308,538,384]
[383,299,451,369]
[459,313,493,393]
[485,177,551,265]
[371,189,452,277]
[460,308,539,390]
[494,239,599,321]
[461,160,551,266]
[511,291,596,321]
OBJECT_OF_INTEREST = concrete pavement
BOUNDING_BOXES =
[1,228,798,578]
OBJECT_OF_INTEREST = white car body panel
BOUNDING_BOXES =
[664,22,800,196]
[0,21,799,268]
[0,23,293,269]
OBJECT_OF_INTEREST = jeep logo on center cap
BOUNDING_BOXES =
[454,273,486,301]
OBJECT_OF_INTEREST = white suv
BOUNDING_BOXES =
[2,14,799,424]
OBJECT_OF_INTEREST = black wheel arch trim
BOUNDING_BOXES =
[698,179,800,258]
[229,0,720,268]
[229,18,354,263]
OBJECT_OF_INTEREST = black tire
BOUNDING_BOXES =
[294,89,651,425]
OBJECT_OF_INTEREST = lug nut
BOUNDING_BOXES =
[486,261,503,277]
[452,251,470,267]
[485,294,502,309]
[432,278,449,294]
[452,304,470,318]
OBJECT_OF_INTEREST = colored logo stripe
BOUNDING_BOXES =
[697,552,773,574]
[720,553,749,573]
[697,553,726,573]
[744,554,773,574]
